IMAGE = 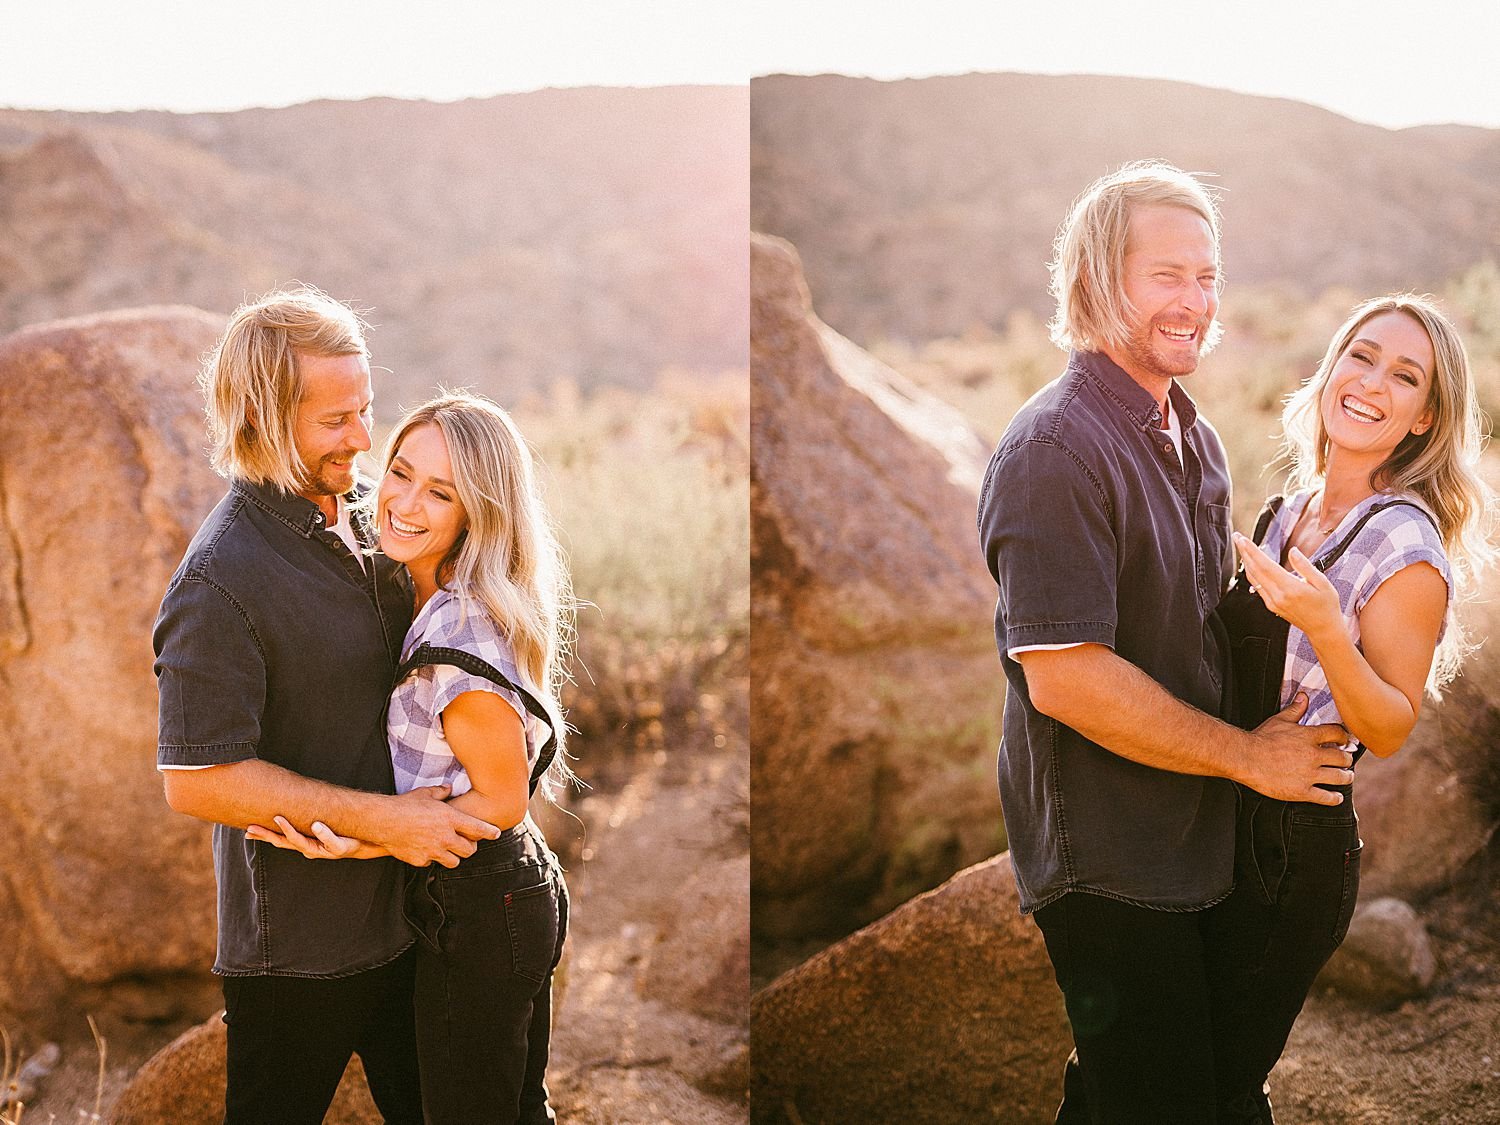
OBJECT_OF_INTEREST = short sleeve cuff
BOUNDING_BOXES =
[430,665,527,728]
[156,741,259,770]
[1360,548,1452,613]
[1002,620,1115,659]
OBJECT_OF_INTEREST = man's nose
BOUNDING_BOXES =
[350,415,373,452]
[1181,280,1210,317]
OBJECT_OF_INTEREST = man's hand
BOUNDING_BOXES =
[371,785,502,868]
[1239,694,1353,805]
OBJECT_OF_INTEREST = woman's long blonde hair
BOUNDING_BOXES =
[384,390,576,794]
[1281,294,1496,693]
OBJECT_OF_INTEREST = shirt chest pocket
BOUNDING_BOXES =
[1204,502,1233,591]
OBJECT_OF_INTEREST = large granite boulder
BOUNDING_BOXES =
[0,307,226,1028]
[1353,587,1500,901]
[751,232,1004,941]
[751,851,1070,1124]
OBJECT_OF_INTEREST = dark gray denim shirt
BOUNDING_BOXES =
[978,350,1236,914]
[154,479,415,976]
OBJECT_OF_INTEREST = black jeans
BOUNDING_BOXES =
[404,819,569,1125]
[221,947,423,1125]
[1207,786,1363,1125]
[1033,892,1221,1124]
[1034,790,1362,1125]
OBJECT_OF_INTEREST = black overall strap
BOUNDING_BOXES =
[1310,498,1437,573]
[1250,494,1285,546]
[397,642,558,797]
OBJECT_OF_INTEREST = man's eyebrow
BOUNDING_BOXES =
[1351,337,1429,377]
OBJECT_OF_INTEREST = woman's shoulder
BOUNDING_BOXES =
[421,589,520,666]
[1352,491,1451,587]
[1365,491,1446,547]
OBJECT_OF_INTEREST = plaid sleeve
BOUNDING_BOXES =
[1354,507,1452,615]
[428,663,526,731]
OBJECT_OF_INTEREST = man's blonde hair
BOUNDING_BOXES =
[200,285,369,492]
[1049,161,1224,355]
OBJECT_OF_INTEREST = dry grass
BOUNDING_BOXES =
[516,370,749,750]
[1,1018,104,1125]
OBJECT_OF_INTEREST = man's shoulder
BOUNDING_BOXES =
[171,485,294,591]
[992,364,1123,468]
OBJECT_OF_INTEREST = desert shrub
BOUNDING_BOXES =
[516,370,749,751]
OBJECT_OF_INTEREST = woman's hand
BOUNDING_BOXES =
[246,816,389,860]
[1232,533,1344,643]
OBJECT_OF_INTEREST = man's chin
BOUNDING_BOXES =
[307,469,357,497]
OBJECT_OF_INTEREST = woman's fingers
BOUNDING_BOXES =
[310,820,360,858]
[272,815,329,859]
[1286,547,1334,591]
[246,823,290,848]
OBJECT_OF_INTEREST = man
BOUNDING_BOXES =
[154,286,499,1124]
[977,163,1354,1123]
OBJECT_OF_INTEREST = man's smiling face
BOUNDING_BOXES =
[1111,203,1220,386]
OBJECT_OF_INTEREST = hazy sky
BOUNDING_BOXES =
[0,0,751,112]
[4,0,1498,130]
[747,0,1500,130]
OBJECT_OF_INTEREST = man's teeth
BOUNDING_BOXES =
[1341,396,1384,422]
[390,515,425,534]
[1158,325,1195,341]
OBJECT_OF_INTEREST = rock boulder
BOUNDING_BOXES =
[111,1015,379,1124]
[1317,896,1438,1008]
[750,232,1004,940]
[1353,590,1500,902]
[751,851,1070,1124]
[0,307,226,1027]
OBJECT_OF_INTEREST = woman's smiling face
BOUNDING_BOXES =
[377,422,468,579]
[1319,309,1435,461]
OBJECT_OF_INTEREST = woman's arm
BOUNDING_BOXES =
[247,686,529,859]
[1235,534,1447,756]
[440,688,531,831]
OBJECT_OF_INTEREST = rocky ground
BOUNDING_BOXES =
[1269,837,1500,1125]
[748,836,1497,1124]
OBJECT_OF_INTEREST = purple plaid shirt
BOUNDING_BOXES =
[1259,489,1451,728]
[388,587,543,796]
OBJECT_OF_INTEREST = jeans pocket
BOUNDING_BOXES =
[403,869,447,954]
[505,874,562,986]
[1236,791,1291,906]
[1332,840,1363,946]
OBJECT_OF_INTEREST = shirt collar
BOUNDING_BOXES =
[232,477,367,538]
[1071,349,1201,433]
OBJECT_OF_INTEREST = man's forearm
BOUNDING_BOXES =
[1019,644,1253,781]
[162,759,395,840]
[1019,643,1353,805]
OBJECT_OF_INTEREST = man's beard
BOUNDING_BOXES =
[1120,318,1208,381]
[303,452,357,497]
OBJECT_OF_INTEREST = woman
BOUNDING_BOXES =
[250,390,574,1125]
[1211,294,1493,1121]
